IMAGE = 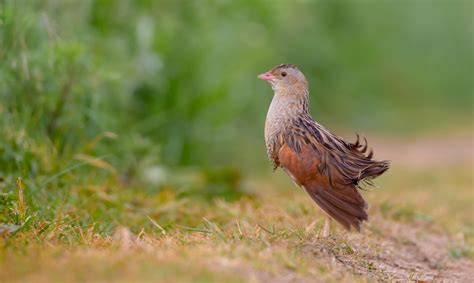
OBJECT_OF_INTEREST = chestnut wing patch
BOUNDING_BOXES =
[278,142,368,231]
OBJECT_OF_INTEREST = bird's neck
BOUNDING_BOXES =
[270,87,310,118]
[264,87,310,155]
[265,87,310,143]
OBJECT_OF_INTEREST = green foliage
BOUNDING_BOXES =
[449,246,474,260]
[380,201,433,223]
[0,1,472,229]
[179,167,245,201]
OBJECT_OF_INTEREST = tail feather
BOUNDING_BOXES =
[319,189,368,220]
[361,160,390,181]
[303,183,368,231]
[311,193,354,230]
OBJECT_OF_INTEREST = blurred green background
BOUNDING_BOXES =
[0,1,472,229]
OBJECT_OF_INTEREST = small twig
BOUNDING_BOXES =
[10,216,32,237]
[147,215,166,235]
[203,218,225,239]
[16,177,26,224]
[174,224,212,234]
[236,219,244,237]
[257,223,275,235]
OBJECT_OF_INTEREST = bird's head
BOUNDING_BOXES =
[258,64,307,91]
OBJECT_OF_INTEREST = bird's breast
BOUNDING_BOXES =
[264,99,286,148]
[264,96,302,143]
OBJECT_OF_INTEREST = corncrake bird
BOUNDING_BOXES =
[258,64,389,236]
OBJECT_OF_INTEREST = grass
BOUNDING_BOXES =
[1,1,473,281]
[0,153,472,282]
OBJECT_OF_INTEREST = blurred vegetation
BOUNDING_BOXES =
[0,1,472,231]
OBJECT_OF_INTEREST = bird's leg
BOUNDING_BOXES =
[321,215,331,237]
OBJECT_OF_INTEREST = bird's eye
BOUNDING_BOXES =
[281,72,287,77]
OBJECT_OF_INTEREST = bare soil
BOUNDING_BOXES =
[304,223,474,282]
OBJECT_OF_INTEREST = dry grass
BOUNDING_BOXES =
[0,134,473,282]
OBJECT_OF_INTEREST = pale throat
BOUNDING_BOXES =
[269,86,309,117]
[265,86,309,143]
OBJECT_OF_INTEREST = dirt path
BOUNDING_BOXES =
[207,220,474,282]
[303,222,474,281]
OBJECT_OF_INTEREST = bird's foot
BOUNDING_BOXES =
[319,216,331,237]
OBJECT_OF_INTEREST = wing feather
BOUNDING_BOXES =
[270,115,389,231]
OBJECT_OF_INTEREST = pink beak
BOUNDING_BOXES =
[257,71,275,81]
